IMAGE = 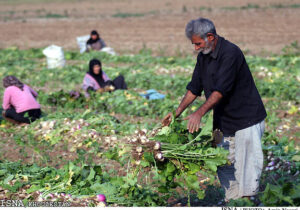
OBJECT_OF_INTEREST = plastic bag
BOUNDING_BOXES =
[100,47,116,56]
[42,45,65,69]
[76,35,90,54]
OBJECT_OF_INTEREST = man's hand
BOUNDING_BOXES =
[183,91,223,133]
[184,111,202,133]
[162,112,173,126]
[161,90,198,127]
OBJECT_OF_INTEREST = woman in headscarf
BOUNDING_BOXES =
[82,59,127,97]
[86,30,107,52]
[2,76,41,124]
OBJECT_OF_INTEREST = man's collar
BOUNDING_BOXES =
[210,35,222,59]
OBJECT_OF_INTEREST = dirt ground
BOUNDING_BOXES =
[0,0,300,55]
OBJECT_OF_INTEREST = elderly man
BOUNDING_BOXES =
[162,18,267,201]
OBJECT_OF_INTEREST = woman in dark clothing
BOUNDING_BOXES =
[86,30,107,52]
[82,59,127,97]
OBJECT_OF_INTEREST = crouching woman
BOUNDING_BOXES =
[82,59,127,97]
[2,76,41,124]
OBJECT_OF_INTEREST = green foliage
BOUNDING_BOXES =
[227,198,255,207]
[260,183,300,206]
[0,160,166,206]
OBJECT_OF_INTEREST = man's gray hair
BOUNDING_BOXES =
[185,18,216,40]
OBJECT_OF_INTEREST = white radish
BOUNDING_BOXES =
[155,153,164,161]
[37,196,44,202]
[140,136,147,144]
[154,142,161,150]
[136,146,143,153]
[104,137,111,143]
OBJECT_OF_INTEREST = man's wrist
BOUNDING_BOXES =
[195,107,205,118]
[175,108,182,117]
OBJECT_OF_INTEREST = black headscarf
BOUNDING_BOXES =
[87,30,100,45]
[88,59,105,87]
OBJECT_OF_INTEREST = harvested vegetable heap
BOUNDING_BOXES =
[128,114,229,202]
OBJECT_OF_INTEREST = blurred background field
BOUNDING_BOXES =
[0,0,300,55]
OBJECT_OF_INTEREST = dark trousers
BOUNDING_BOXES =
[113,75,127,90]
[5,107,41,124]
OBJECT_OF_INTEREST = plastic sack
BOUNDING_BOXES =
[76,35,90,54]
[42,45,65,69]
[100,47,116,56]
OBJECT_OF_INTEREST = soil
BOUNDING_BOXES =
[0,0,300,55]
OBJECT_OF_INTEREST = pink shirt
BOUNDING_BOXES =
[2,85,41,113]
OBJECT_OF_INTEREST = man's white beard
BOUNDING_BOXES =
[199,39,213,54]
[201,47,212,54]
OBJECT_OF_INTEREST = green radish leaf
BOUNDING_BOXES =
[157,126,171,136]
[204,160,218,172]
[90,182,118,196]
[292,155,300,162]
[185,174,199,190]
[158,186,169,193]
[197,190,205,199]
[169,133,179,144]
[79,181,86,186]
[94,166,102,176]
[144,152,154,162]
[187,163,200,174]
[195,113,213,140]
[4,174,14,184]
[141,160,150,167]
[188,133,194,141]
[178,144,187,150]
[166,162,176,173]
[0,169,7,176]
[87,168,95,181]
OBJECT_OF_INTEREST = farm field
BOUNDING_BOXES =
[0,45,299,206]
[0,0,300,207]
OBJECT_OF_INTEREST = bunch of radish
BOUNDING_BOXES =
[33,118,103,143]
[265,151,297,175]
[29,118,124,153]
[128,129,165,164]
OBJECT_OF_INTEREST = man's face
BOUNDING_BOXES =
[91,34,98,40]
[191,34,214,54]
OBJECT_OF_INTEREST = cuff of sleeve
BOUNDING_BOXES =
[211,87,226,97]
[186,83,202,96]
